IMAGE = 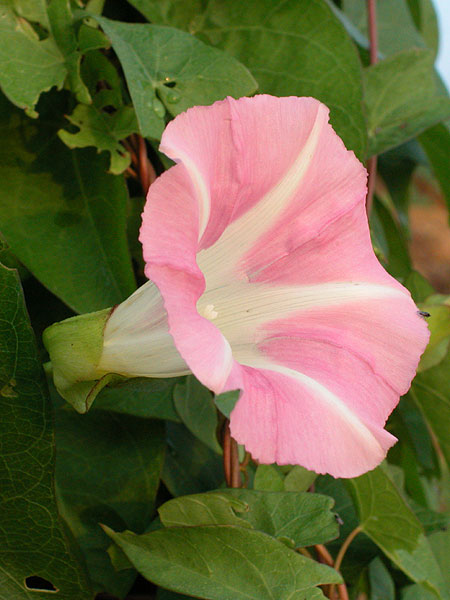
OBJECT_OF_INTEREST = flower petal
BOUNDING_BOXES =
[140,163,233,391]
[229,361,397,478]
[139,95,429,477]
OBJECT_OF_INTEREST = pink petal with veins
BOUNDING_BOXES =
[138,95,429,477]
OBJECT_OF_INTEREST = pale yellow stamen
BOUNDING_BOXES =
[203,303,218,320]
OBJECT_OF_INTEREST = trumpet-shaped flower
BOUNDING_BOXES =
[47,95,429,478]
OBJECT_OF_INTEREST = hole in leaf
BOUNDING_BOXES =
[163,81,176,88]
[25,576,58,593]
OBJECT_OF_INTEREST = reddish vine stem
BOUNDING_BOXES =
[327,526,362,600]
[124,134,157,195]
[222,420,241,487]
[366,0,378,216]
[137,134,157,193]
[222,421,232,486]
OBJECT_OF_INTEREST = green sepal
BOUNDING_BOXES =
[43,307,123,412]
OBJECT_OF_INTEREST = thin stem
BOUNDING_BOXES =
[239,451,251,488]
[138,135,151,194]
[125,166,138,180]
[122,138,138,165]
[297,547,313,559]
[366,0,378,216]
[222,420,241,487]
[367,0,378,65]
[328,526,362,600]
[230,435,241,488]
[334,526,362,572]
[222,421,232,486]
[315,544,334,566]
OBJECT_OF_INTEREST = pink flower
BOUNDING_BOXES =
[100,95,429,478]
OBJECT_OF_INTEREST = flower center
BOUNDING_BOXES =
[202,303,219,320]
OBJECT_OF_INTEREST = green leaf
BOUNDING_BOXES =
[405,270,435,304]
[0,263,92,599]
[54,402,165,597]
[254,464,285,491]
[195,0,368,158]
[10,0,50,28]
[59,103,139,174]
[104,525,341,599]
[0,95,136,313]
[409,351,450,468]
[214,389,240,418]
[419,124,450,219]
[369,557,395,600]
[47,0,91,104]
[396,396,437,473]
[364,49,450,156]
[406,0,439,57]
[162,422,224,496]
[417,295,450,371]
[428,530,450,590]
[0,5,66,116]
[343,0,426,57]
[284,466,318,493]
[92,17,257,139]
[402,584,439,600]
[315,475,378,576]
[159,489,339,548]
[371,199,411,281]
[94,377,182,421]
[125,0,201,26]
[346,466,447,598]
[78,23,110,53]
[173,375,222,453]
[157,589,192,600]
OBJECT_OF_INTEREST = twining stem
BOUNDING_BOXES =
[124,134,157,194]
[334,526,362,572]
[367,0,378,65]
[366,0,378,215]
[137,134,157,193]
[222,420,241,488]
[327,526,363,600]
[315,544,334,566]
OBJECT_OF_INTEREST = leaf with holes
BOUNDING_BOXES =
[0,5,66,116]
[128,0,368,158]
[0,263,93,599]
[58,103,139,174]
[91,17,257,139]
[47,0,91,104]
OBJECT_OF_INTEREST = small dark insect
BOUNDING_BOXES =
[418,311,431,318]
[334,513,344,526]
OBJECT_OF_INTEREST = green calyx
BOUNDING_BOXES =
[43,307,123,413]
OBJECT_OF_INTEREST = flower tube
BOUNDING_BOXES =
[45,95,429,477]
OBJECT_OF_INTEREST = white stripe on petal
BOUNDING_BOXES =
[197,281,406,348]
[197,102,329,287]
[234,351,385,456]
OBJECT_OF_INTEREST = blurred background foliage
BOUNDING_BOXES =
[0,1,449,599]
